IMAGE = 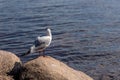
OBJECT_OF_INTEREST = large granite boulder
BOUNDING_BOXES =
[20,56,93,80]
[0,50,21,79]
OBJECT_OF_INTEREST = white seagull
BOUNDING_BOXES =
[21,28,52,57]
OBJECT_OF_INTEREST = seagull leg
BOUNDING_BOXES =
[39,51,41,56]
[42,50,45,57]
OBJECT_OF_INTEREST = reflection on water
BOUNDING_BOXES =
[0,0,120,79]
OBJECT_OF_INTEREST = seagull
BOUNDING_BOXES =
[21,28,52,57]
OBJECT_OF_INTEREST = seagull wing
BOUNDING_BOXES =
[34,37,46,48]
[32,36,51,52]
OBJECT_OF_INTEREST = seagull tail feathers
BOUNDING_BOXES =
[21,49,31,57]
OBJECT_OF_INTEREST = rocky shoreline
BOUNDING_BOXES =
[0,50,93,80]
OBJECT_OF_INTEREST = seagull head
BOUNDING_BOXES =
[46,27,51,32]
[46,27,52,37]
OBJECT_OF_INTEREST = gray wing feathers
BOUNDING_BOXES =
[34,40,44,47]
[34,38,45,47]
[34,36,50,49]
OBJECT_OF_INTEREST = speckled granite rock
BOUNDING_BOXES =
[0,50,21,80]
[20,56,93,80]
[0,75,14,80]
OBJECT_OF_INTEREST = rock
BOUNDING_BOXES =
[0,50,21,79]
[0,75,14,80]
[20,56,93,80]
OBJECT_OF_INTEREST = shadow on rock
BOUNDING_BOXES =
[7,62,22,80]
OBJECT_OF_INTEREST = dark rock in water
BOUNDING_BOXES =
[20,56,93,80]
[0,50,22,80]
